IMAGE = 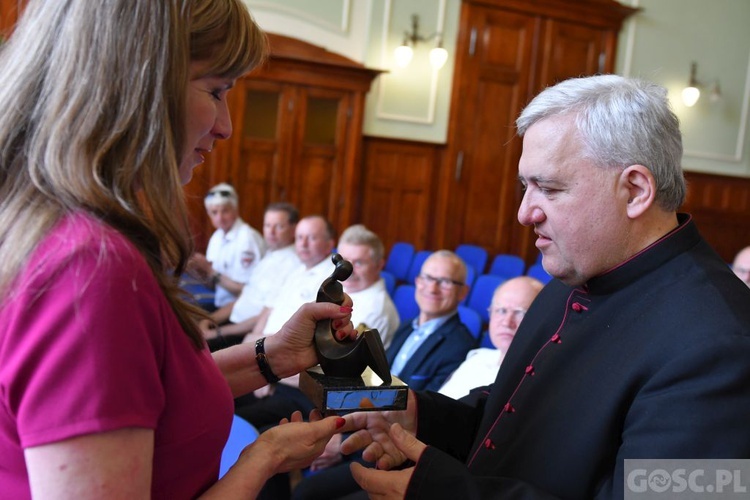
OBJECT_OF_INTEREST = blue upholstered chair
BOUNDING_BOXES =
[406,250,431,285]
[456,244,489,275]
[219,415,259,478]
[380,270,396,297]
[488,254,526,280]
[392,284,419,323]
[465,274,505,324]
[526,263,553,284]
[384,242,415,282]
[457,305,483,339]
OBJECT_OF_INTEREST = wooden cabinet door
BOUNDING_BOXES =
[231,79,295,229]
[229,81,352,228]
[287,86,352,223]
[439,5,539,258]
[535,19,608,91]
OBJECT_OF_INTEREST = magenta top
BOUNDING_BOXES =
[0,212,234,498]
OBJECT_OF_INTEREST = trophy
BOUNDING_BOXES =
[299,254,408,413]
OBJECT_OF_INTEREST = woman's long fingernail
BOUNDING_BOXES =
[339,306,353,313]
[336,418,346,429]
[336,330,348,341]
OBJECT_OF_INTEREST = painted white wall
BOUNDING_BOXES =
[616,0,750,177]
[245,0,750,177]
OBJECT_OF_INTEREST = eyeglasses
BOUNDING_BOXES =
[416,273,464,289]
[488,306,527,320]
[349,258,375,268]
[205,190,233,199]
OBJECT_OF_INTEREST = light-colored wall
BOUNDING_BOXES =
[246,0,750,177]
[616,0,750,178]
[246,0,460,144]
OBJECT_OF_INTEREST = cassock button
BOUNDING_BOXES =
[550,333,562,344]
[503,402,515,413]
[484,438,495,449]
[525,365,535,375]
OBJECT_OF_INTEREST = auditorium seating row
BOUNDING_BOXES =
[380,242,553,350]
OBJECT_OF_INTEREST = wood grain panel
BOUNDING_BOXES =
[359,138,439,252]
[683,171,750,263]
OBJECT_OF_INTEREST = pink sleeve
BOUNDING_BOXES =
[5,232,168,448]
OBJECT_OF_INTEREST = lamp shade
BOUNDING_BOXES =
[429,46,449,69]
[681,86,700,107]
[394,45,413,68]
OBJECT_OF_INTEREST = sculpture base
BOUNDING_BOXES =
[300,366,408,413]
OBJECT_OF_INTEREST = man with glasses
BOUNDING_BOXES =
[387,250,477,392]
[439,276,543,399]
[732,245,750,287]
[187,183,266,309]
[337,224,400,349]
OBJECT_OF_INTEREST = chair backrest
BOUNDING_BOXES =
[455,244,489,275]
[526,263,553,284]
[380,270,396,297]
[466,274,505,324]
[392,284,419,323]
[384,242,415,282]
[457,305,482,339]
[406,250,432,284]
[488,254,526,280]
[479,330,495,349]
[220,415,259,478]
[460,266,476,305]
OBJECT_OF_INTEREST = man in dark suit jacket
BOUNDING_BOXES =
[386,249,477,391]
[340,75,750,499]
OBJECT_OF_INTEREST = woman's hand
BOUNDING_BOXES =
[263,297,355,378]
[202,412,345,499]
[240,411,346,474]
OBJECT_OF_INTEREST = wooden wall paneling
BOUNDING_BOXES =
[536,20,608,90]
[360,138,441,252]
[288,86,352,229]
[682,172,750,263]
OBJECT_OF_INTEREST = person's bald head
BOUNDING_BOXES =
[487,276,544,353]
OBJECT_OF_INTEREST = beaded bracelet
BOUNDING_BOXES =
[255,337,280,384]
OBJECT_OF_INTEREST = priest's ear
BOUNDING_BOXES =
[620,164,656,219]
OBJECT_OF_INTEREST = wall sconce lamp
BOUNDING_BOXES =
[394,14,449,70]
[681,61,721,107]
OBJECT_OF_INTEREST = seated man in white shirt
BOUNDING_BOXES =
[337,224,400,349]
[201,202,301,349]
[187,183,266,308]
[438,275,544,399]
[246,214,337,343]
